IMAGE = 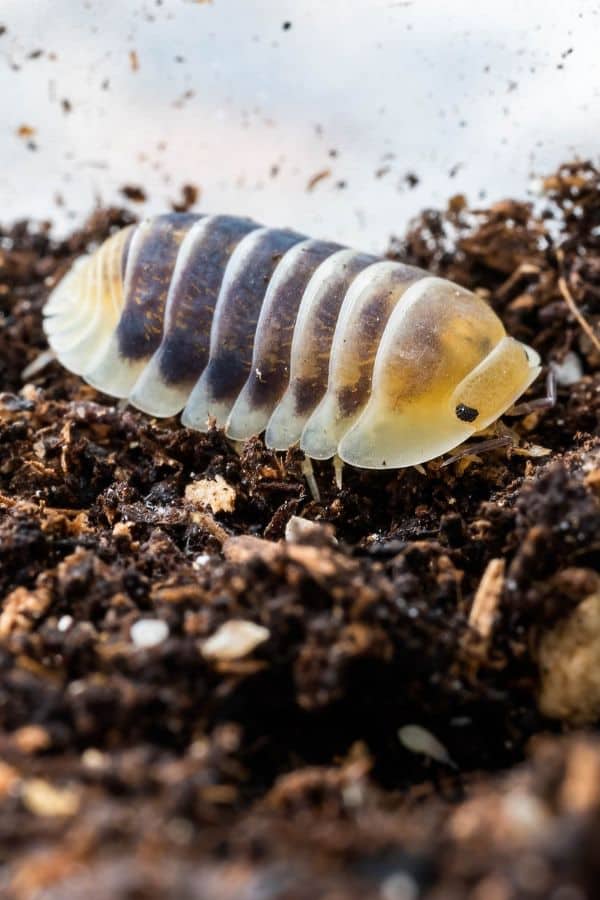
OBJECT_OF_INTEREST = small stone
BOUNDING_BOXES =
[551,351,583,387]
[193,553,211,569]
[130,618,169,649]
[284,515,337,546]
[12,725,51,754]
[22,779,80,817]
[81,748,106,770]
[381,872,419,900]
[398,724,456,767]
[57,614,73,632]
[201,619,270,661]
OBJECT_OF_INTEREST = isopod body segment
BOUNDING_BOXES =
[44,213,542,469]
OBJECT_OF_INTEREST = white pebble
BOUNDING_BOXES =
[193,553,211,569]
[130,618,169,648]
[57,615,73,632]
[398,724,456,768]
[551,352,583,387]
[201,619,270,661]
[380,872,419,900]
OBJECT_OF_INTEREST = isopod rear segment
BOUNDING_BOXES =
[44,213,542,469]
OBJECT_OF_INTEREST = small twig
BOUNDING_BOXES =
[558,276,600,354]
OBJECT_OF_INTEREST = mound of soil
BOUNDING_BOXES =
[0,162,599,899]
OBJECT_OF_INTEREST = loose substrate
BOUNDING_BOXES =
[0,161,599,899]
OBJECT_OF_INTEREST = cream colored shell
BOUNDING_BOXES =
[44,213,541,469]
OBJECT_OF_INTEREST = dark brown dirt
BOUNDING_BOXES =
[0,161,599,899]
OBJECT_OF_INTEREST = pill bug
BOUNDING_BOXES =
[44,213,542,469]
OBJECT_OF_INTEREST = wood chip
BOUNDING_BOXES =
[185,475,236,514]
[306,168,331,191]
[469,558,505,641]
[0,586,52,638]
[538,592,600,724]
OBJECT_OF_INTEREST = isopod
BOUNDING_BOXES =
[44,213,542,469]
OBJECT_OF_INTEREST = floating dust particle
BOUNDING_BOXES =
[306,168,331,191]
[403,171,420,188]
[171,183,200,213]
[16,124,36,139]
[120,184,147,203]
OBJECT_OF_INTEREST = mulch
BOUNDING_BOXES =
[0,160,599,899]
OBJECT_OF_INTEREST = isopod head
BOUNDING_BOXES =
[336,277,541,469]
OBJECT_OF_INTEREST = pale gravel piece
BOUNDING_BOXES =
[130,618,170,649]
[551,351,584,386]
[57,614,73,632]
[398,724,456,768]
[22,779,80,818]
[193,553,211,568]
[200,619,270,661]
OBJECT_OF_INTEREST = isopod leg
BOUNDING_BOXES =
[301,455,321,502]
[333,455,344,491]
[441,434,515,468]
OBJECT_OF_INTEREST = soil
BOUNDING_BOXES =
[0,161,599,899]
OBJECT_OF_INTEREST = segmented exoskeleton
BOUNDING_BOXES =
[44,213,541,469]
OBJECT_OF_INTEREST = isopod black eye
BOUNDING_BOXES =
[455,403,479,423]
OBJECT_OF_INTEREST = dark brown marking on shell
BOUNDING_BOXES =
[157,216,259,386]
[242,240,342,410]
[116,214,198,361]
[291,252,377,415]
[202,228,305,405]
[336,265,425,418]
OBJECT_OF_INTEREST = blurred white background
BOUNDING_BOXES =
[0,0,598,250]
